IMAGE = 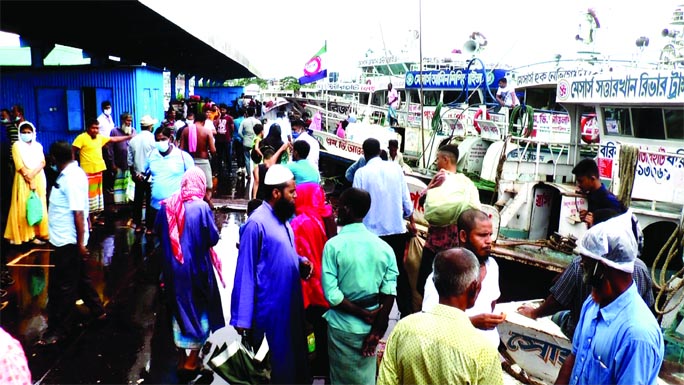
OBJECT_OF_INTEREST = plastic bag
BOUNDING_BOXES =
[209,337,270,385]
[26,190,43,226]
[424,173,480,226]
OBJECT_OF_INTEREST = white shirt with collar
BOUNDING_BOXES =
[295,131,320,170]
[97,113,115,137]
[48,161,89,247]
[353,157,413,236]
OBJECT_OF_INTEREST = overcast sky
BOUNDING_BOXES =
[3,0,681,79]
[188,0,679,79]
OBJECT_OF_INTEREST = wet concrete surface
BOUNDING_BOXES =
[0,173,252,384]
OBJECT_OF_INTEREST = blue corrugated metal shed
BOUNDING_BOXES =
[194,86,244,109]
[0,66,164,150]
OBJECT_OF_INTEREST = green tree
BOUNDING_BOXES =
[280,76,301,92]
[227,77,268,88]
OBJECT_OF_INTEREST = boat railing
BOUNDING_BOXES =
[504,135,585,183]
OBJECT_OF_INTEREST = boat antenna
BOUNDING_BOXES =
[419,0,425,168]
[379,23,395,76]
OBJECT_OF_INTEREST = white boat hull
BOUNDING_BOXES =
[495,301,572,385]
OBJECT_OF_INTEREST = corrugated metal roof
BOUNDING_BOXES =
[0,1,258,81]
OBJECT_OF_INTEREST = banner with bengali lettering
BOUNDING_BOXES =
[405,69,507,89]
[599,140,684,204]
[514,68,596,87]
[557,70,684,104]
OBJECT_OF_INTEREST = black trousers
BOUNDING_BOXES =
[305,305,329,379]
[416,246,437,296]
[132,179,152,227]
[233,139,245,168]
[380,233,412,318]
[47,243,105,334]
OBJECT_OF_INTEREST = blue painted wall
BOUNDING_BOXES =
[0,66,164,151]
[193,86,244,109]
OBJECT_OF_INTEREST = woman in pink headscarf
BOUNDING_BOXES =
[155,166,224,374]
[309,111,322,131]
[290,182,335,378]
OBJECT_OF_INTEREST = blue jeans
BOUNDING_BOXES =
[243,147,252,172]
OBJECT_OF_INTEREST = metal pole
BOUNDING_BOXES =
[419,0,425,168]
[325,40,329,131]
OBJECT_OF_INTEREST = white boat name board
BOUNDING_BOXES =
[557,70,684,104]
[599,140,684,204]
[515,68,595,87]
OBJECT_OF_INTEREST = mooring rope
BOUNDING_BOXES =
[617,144,639,208]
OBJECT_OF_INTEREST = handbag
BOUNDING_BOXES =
[250,147,263,164]
[26,190,43,226]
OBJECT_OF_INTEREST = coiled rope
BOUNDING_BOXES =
[652,224,684,317]
[509,105,534,137]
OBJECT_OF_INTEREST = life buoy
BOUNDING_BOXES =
[473,109,491,134]
[580,115,600,143]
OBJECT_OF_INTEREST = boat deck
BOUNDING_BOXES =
[492,244,575,273]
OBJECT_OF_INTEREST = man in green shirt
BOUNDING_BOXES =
[378,247,503,385]
[322,187,399,385]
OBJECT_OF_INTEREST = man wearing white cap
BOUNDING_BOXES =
[231,164,313,384]
[127,115,157,233]
[555,215,663,385]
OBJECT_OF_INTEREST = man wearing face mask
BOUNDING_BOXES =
[517,209,653,340]
[231,164,313,384]
[144,126,194,235]
[555,215,663,385]
[97,101,115,138]
[109,112,136,205]
[97,101,116,202]
[291,119,319,170]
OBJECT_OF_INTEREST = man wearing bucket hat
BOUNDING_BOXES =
[555,215,663,385]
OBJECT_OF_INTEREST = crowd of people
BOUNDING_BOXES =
[0,92,667,384]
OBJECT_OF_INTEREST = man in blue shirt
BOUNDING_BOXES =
[231,165,313,384]
[353,138,415,318]
[572,158,625,228]
[555,215,663,385]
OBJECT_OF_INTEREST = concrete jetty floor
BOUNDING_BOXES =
[1,172,523,384]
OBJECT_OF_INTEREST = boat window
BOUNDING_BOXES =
[359,93,369,105]
[398,90,406,107]
[423,91,440,107]
[632,108,666,140]
[603,107,632,136]
[388,63,406,75]
[665,109,684,140]
[376,65,391,76]
[443,90,462,105]
[371,92,384,107]
[524,88,561,111]
[408,90,420,104]
[467,91,482,105]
